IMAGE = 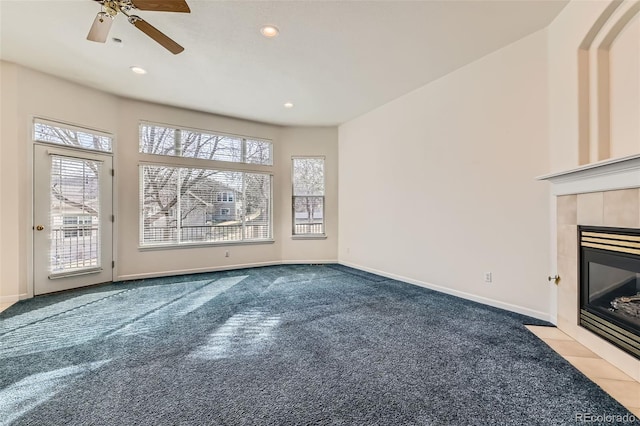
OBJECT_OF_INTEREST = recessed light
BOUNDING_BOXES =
[130,66,147,75]
[284,102,294,109]
[260,25,279,38]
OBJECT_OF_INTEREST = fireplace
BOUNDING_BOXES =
[579,226,640,359]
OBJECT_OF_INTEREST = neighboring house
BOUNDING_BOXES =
[209,190,242,223]
[184,187,242,225]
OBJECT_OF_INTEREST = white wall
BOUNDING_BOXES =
[338,30,551,319]
[0,61,338,298]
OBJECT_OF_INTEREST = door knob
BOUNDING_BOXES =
[548,275,560,285]
[35,225,45,231]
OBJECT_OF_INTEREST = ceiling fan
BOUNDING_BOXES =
[87,0,190,55]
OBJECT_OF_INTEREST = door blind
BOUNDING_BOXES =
[50,156,101,274]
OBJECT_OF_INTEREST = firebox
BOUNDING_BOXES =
[579,226,640,359]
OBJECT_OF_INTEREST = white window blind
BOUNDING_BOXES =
[34,119,113,153]
[141,165,272,246]
[139,123,272,166]
[292,157,325,236]
[50,156,101,273]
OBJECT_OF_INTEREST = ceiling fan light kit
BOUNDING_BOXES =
[87,12,114,43]
[86,0,190,54]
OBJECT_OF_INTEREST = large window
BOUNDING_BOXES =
[139,121,273,247]
[292,157,325,236]
[139,123,272,166]
[141,165,272,246]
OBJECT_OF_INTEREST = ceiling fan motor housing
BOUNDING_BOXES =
[87,0,190,54]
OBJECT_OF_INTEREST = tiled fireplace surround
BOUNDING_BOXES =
[547,156,640,382]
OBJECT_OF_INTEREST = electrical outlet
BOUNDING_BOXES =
[225,250,230,258]
[484,272,492,283]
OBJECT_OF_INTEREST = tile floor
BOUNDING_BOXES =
[1,303,637,416]
[527,325,640,418]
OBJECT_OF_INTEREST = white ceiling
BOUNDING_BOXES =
[0,0,568,126]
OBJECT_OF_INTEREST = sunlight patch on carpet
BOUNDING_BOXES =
[272,273,317,285]
[0,290,127,335]
[0,360,110,425]
[0,277,245,357]
[190,308,280,360]
[114,276,248,337]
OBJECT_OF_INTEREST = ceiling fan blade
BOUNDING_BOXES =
[87,12,113,43]
[131,18,184,54]
[131,0,190,13]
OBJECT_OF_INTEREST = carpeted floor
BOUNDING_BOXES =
[0,264,637,425]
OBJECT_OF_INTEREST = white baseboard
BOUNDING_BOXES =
[281,259,338,265]
[338,260,552,322]
[1,294,27,304]
[116,259,339,281]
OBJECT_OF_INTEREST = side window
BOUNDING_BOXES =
[292,157,325,236]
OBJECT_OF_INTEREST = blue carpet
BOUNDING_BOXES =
[0,264,637,425]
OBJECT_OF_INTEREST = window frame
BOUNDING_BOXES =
[216,191,235,202]
[291,156,326,239]
[139,121,273,166]
[138,121,274,250]
[33,118,114,154]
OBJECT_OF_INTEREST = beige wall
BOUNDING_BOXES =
[338,30,551,319]
[115,99,282,280]
[278,127,339,263]
[610,13,640,158]
[1,62,121,300]
[549,0,640,169]
[547,1,613,171]
[0,62,19,303]
[0,62,338,299]
[116,102,338,279]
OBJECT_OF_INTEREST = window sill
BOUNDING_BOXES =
[139,239,275,251]
[291,235,327,240]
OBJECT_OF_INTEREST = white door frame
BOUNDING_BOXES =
[33,144,114,295]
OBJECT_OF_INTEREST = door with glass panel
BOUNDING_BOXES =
[33,145,113,295]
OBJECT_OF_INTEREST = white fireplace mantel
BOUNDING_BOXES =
[537,154,640,196]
